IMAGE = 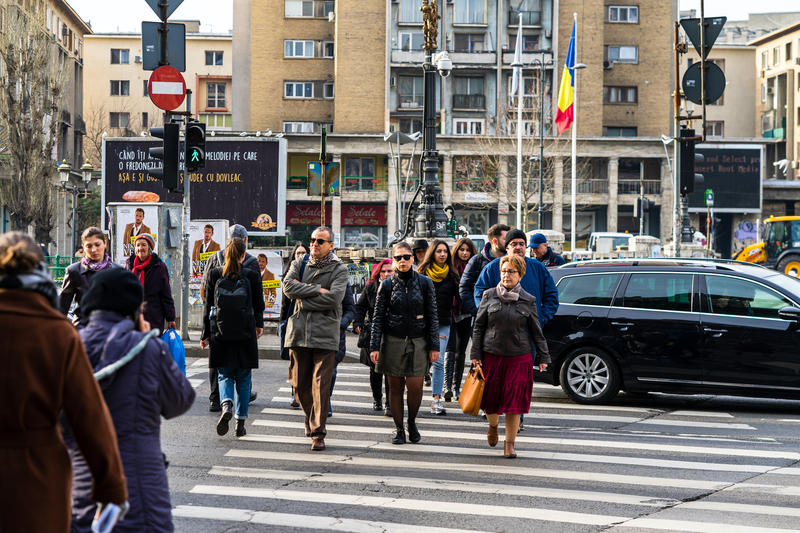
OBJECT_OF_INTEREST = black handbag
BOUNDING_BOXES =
[356,323,371,349]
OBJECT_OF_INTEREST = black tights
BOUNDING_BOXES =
[369,366,390,403]
[387,376,423,429]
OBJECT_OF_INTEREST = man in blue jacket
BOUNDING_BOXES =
[458,223,509,317]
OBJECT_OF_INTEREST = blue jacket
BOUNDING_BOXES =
[458,242,497,316]
[473,255,559,326]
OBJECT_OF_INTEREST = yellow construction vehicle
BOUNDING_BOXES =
[734,216,800,276]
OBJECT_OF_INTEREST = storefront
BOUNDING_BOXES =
[341,203,387,248]
[286,203,332,244]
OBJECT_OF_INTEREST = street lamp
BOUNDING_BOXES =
[59,159,96,256]
[529,51,554,230]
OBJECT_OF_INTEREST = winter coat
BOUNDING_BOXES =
[336,283,356,364]
[202,266,265,369]
[370,271,439,352]
[458,242,496,316]
[0,290,127,533]
[429,275,458,326]
[538,246,566,267]
[470,286,551,363]
[59,260,120,325]
[126,253,176,331]
[200,250,260,301]
[283,256,349,352]
[70,311,195,533]
[474,255,559,326]
[353,281,378,333]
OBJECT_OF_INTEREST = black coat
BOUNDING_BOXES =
[370,271,439,352]
[337,284,356,364]
[125,254,175,332]
[431,276,458,326]
[202,267,265,369]
[539,247,566,267]
[458,243,494,316]
[59,261,120,326]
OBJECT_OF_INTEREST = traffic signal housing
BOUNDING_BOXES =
[679,128,704,195]
[185,119,206,172]
[148,122,180,191]
[633,197,655,218]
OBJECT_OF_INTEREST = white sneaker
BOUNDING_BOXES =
[430,399,446,416]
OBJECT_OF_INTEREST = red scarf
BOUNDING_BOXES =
[132,255,152,285]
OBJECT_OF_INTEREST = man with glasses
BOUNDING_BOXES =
[283,226,349,451]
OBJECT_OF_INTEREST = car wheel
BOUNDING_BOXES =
[777,255,800,278]
[559,348,621,404]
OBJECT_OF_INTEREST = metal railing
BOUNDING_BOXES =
[45,255,73,282]
[287,175,308,190]
[617,180,661,194]
[453,94,486,109]
[344,176,388,192]
[455,176,497,192]
[577,179,610,194]
[508,10,541,26]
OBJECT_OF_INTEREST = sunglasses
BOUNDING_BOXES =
[311,238,331,245]
[393,254,413,261]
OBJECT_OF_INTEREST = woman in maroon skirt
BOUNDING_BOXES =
[470,254,550,458]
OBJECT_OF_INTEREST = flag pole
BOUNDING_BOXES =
[516,13,523,229]
[570,12,578,253]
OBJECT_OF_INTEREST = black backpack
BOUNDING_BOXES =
[214,274,254,341]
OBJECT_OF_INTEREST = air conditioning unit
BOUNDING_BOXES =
[792,160,800,170]
[603,60,613,70]
[328,11,335,22]
[767,86,774,94]
[134,55,142,63]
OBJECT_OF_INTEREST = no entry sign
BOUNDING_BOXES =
[148,66,186,111]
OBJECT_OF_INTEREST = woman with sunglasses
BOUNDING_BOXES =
[470,254,550,458]
[416,239,459,415]
[353,258,393,416]
[370,242,439,444]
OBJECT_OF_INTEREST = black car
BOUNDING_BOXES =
[537,259,800,404]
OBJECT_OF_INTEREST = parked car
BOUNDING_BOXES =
[537,258,800,404]
[466,234,486,251]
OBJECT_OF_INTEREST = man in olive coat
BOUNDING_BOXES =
[283,226,348,451]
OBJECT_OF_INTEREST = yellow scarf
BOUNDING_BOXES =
[426,262,449,283]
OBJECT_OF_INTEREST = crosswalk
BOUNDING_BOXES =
[172,359,800,532]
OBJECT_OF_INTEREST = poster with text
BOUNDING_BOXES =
[188,220,227,288]
[115,204,159,266]
[250,249,284,320]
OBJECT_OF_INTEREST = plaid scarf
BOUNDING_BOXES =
[308,251,339,269]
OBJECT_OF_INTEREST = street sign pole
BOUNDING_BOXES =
[319,126,328,228]
[180,90,191,339]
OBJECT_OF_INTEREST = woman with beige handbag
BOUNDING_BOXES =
[470,254,550,458]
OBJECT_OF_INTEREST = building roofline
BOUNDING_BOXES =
[86,32,231,38]
[748,21,800,46]
[59,0,93,34]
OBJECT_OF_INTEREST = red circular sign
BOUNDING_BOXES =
[148,66,186,111]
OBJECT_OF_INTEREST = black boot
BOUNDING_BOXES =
[407,420,421,443]
[392,427,406,445]
[235,419,246,437]
[443,351,455,401]
[216,401,232,436]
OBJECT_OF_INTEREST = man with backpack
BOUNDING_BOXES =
[201,224,261,412]
[283,226,349,451]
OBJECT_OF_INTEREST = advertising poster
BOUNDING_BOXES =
[188,220,227,288]
[347,262,373,302]
[250,249,284,319]
[115,204,159,265]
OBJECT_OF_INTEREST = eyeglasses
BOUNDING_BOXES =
[500,269,519,275]
[311,238,331,245]
[393,254,413,261]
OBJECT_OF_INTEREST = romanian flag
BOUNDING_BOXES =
[555,22,576,134]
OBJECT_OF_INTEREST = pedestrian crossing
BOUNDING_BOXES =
[172,360,800,532]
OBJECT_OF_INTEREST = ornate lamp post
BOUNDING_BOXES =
[59,159,96,255]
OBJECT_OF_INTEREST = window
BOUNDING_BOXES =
[285,0,313,17]
[608,6,638,23]
[508,34,539,52]
[345,157,377,191]
[773,47,780,65]
[110,80,129,96]
[706,121,724,137]
[621,273,693,312]
[207,83,226,108]
[453,76,485,109]
[398,76,424,108]
[109,112,129,128]
[786,42,792,61]
[141,112,148,129]
[761,83,767,102]
[604,86,637,104]
[454,118,484,135]
[603,126,637,137]
[558,274,622,306]
[285,40,314,58]
[143,80,149,97]
[761,51,768,69]
[399,118,423,134]
[110,48,129,64]
[323,41,334,58]
[606,45,638,63]
[283,121,315,133]
[200,113,232,129]
[454,155,490,190]
[399,32,424,51]
[454,0,485,24]
[284,81,313,98]
[705,276,793,319]
[454,33,485,52]
[323,82,334,99]
[399,0,423,23]
[205,50,223,66]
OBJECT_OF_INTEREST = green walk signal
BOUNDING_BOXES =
[185,120,206,172]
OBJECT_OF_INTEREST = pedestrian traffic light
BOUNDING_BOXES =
[185,119,206,172]
[148,122,180,191]
[633,197,654,218]
[679,128,704,195]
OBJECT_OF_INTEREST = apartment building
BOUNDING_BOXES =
[83,21,232,166]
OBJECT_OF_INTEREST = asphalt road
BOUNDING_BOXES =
[164,339,800,532]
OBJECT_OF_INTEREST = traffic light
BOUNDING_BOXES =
[148,122,180,191]
[679,128,704,195]
[185,119,206,172]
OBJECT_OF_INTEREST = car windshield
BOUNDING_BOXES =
[763,272,800,300]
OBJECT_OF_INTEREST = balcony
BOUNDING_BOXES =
[286,0,334,19]
[399,94,423,109]
[344,176,388,192]
[391,49,424,65]
[508,10,541,27]
[455,176,497,192]
[617,180,661,195]
[449,51,497,65]
[578,179,610,194]
[453,94,486,110]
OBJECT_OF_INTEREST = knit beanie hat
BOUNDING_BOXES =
[81,267,143,317]
[134,233,155,250]
[504,229,527,246]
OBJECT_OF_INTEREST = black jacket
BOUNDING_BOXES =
[539,247,566,267]
[370,271,439,352]
[353,281,378,330]
[337,284,356,364]
[125,253,175,332]
[458,242,495,316]
[59,261,120,326]
[431,276,458,326]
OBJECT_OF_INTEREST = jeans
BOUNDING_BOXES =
[431,324,451,397]
[218,367,252,419]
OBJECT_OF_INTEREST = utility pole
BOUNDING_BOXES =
[180,90,191,340]
[319,126,328,227]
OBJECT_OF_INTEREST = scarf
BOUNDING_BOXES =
[132,254,152,285]
[81,253,112,272]
[496,281,521,303]
[426,262,449,283]
[0,261,59,308]
[308,251,339,269]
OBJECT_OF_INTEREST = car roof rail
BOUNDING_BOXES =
[557,257,772,271]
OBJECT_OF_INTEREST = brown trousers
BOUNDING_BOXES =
[289,347,335,438]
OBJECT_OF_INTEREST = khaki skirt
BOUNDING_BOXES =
[377,335,428,377]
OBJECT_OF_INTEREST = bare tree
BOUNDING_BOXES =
[83,100,147,168]
[0,6,68,240]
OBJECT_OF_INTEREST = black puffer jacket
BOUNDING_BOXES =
[370,271,439,352]
[458,242,495,316]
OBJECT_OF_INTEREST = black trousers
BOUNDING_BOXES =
[444,317,472,393]
[209,367,219,402]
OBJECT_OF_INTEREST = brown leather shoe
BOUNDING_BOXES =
[311,437,326,451]
[487,425,498,447]
[504,440,517,459]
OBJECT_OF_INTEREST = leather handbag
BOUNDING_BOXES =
[458,361,486,416]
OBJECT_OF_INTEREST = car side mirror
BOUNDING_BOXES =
[778,306,800,321]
